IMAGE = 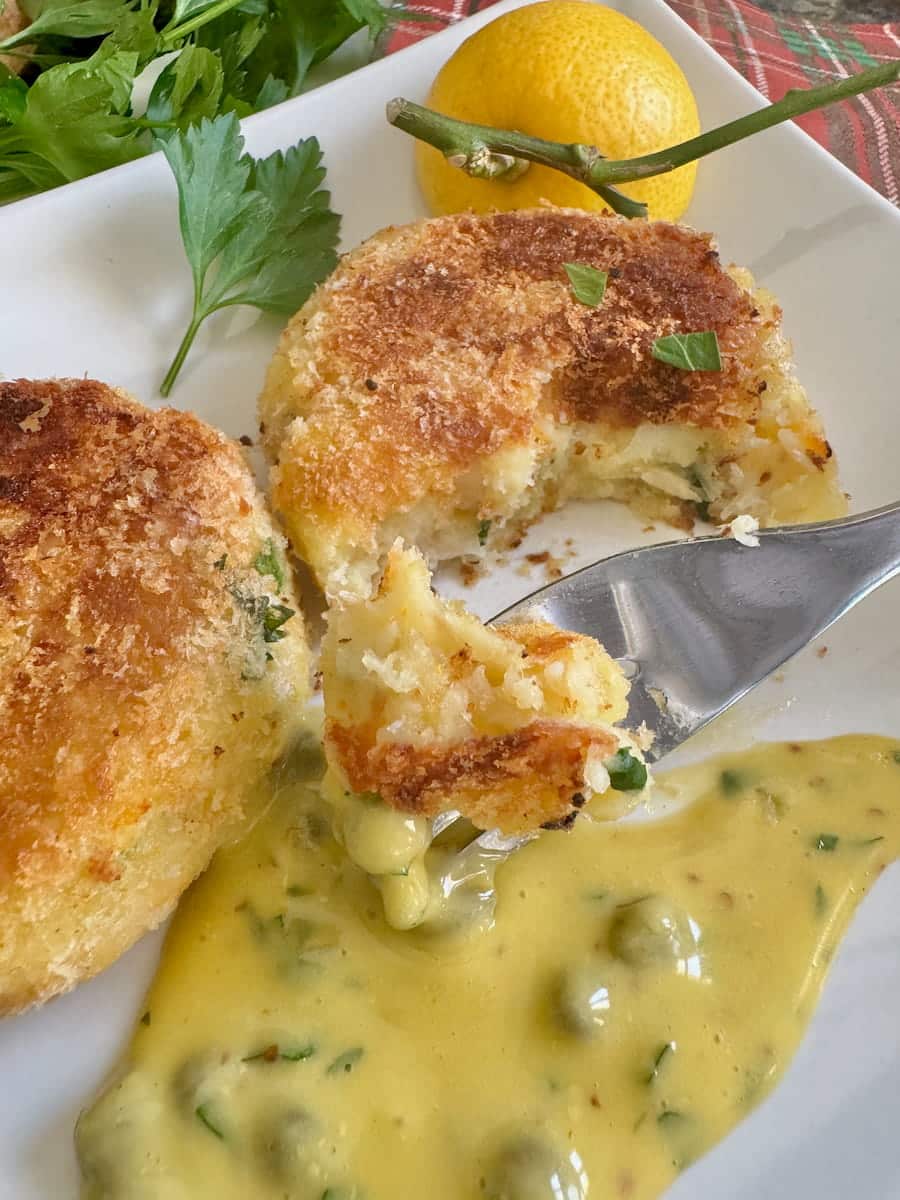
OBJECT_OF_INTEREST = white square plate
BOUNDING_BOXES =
[2,1,899,1194]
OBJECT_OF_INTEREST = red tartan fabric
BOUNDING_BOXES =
[384,0,900,205]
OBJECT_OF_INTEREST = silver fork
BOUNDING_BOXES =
[493,502,900,763]
[431,504,900,890]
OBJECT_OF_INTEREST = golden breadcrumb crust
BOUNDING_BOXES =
[328,712,618,834]
[0,379,310,1014]
[322,542,631,834]
[260,208,845,599]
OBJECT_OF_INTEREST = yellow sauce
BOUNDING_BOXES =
[77,735,900,1200]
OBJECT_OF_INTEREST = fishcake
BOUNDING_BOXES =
[260,208,845,600]
[0,379,310,1014]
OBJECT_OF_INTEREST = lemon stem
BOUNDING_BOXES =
[386,59,900,219]
[386,97,645,217]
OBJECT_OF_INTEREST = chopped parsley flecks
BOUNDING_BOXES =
[244,1042,316,1063]
[263,602,294,643]
[813,833,839,853]
[326,1047,364,1076]
[232,588,295,647]
[253,538,285,589]
[646,1042,675,1085]
[719,769,746,797]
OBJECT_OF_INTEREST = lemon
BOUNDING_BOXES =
[416,0,701,221]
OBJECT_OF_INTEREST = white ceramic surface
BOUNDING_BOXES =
[1,1,899,1194]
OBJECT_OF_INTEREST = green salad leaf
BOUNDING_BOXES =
[0,0,136,52]
[341,0,388,36]
[0,76,28,124]
[158,112,340,395]
[168,0,228,28]
[0,0,392,201]
[0,46,142,196]
[146,44,224,131]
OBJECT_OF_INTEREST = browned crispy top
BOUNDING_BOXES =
[0,379,273,875]
[269,208,773,529]
[327,718,619,834]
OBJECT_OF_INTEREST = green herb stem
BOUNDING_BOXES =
[386,60,900,219]
[160,313,204,398]
[160,0,247,47]
[386,98,645,218]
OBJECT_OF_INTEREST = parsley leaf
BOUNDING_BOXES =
[0,76,27,124]
[262,602,294,643]
[146,45,224,131]
[161,112,258,287]
[0,0,392,202]
[168,0,226,28]
[231,587,295,649]
[198,9,267,109]
[252,73,288,111]
[158,112,339,395]
[0,0,135,52]
[652,331,722,372]
[231,0,365,101]
[0,46,142,196]
[340,0,388,36]
[104,8,161,61]
[253,537,285,589]
[564,262,607,307]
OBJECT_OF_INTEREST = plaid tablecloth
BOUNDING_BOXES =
[385,0,900,205]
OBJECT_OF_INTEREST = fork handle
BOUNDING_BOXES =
[759,501,900,608]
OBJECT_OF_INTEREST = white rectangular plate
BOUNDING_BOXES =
[2,1,899,1195]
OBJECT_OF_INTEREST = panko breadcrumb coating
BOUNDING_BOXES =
[260,208,845,600]
[321,541,640,837]
[0,379,310,1015]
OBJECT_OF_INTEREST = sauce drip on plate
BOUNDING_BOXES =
[77,736,900,1200]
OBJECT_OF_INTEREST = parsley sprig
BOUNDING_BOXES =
[158,113,339,395]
